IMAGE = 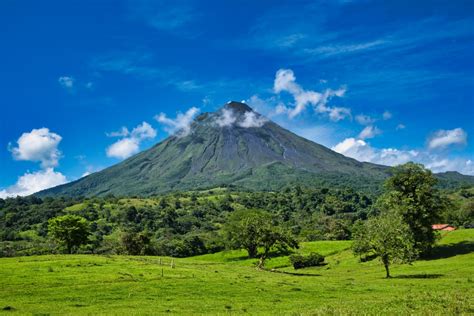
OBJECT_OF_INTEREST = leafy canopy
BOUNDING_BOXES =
[353,211,418,278]
[48,215,90,254]
[223,209,298,268]
[378,162,447,254]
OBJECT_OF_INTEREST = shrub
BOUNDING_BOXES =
[289,252,325,269]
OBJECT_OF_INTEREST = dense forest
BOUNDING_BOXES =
[1,182,473,258]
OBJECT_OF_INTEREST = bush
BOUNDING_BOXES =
[289,252,325,269]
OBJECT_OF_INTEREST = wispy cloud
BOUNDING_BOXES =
[245,10,474,62]
[91,51,256,94]
[396,124,406,130]
[237,6,474,103]
[128,0,199,37]
[91,52,205,92]
[303,39,387,58]
[358,125,381,139]
[355,114,375,125]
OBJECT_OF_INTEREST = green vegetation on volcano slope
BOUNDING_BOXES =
[1,230,473,315]
[35,103,474,198]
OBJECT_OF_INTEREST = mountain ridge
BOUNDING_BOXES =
[36,102,474,197]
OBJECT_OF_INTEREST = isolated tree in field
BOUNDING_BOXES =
[353,211,417,278]
[377,162,446,255]
[223,209,298,268]
[223,209,268,258]
[48,215,90,254]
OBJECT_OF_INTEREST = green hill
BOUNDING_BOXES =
[1,229,472,314]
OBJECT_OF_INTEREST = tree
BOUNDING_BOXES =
[223,209,266,258]
[353,211,417,278]
[223,209,298,268]
[120,230,155,255]
[378,163,446,255]
[48,215,90,254]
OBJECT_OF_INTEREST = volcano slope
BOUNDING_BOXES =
[37,102,473,197]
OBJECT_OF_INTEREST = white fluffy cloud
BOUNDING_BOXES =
[358,125,382,139]
[155,107,199,137]
[2,127,68,197]
[10,128,62,168]
[106,122,157,159]
[214,107,268,128]
[58,76,74,89]
[106,138,140,159]
[333,138,375,161]
[428,128,467,150]
[273,69,348,120]
[215,108,237,127]
[238,111,268,128]
[333,137,419,166]
[0,168,67,198]
[130,121,157,140]
[332,137,473,175]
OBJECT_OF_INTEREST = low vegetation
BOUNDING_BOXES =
[0,230,472,314]
[289,252,325,269]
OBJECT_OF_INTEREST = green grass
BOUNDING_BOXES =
[1,230,473,315]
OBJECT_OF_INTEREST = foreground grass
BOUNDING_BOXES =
[1,230,473,315]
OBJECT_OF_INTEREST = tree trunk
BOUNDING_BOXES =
[384,262,391,278]
[257,255,266,270]
[247,245,257,258]
[257,247,270,270]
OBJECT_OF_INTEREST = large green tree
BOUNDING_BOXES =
[223,209,298,268]
[48,215,90,254]
[378,163,446,254]
[353,211,418,278]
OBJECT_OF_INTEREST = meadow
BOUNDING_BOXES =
[1,229,473,315]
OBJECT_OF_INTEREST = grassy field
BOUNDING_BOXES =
[1,230,473,315]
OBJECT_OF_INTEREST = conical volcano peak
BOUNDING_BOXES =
[224,101,253,113]
[35,96,474,198]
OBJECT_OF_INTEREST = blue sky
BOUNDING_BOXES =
[1,0,473,196]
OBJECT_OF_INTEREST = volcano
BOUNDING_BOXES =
[37,101,473,197]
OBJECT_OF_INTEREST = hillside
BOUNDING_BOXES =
[37,102,474,197]
[1,230,472,314]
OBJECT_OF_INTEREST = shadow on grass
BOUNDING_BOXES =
[394,273,443,279]
[426,241,474,260]
[266,269,321,277]
[223,249,295,263]
[222,255,250,262]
